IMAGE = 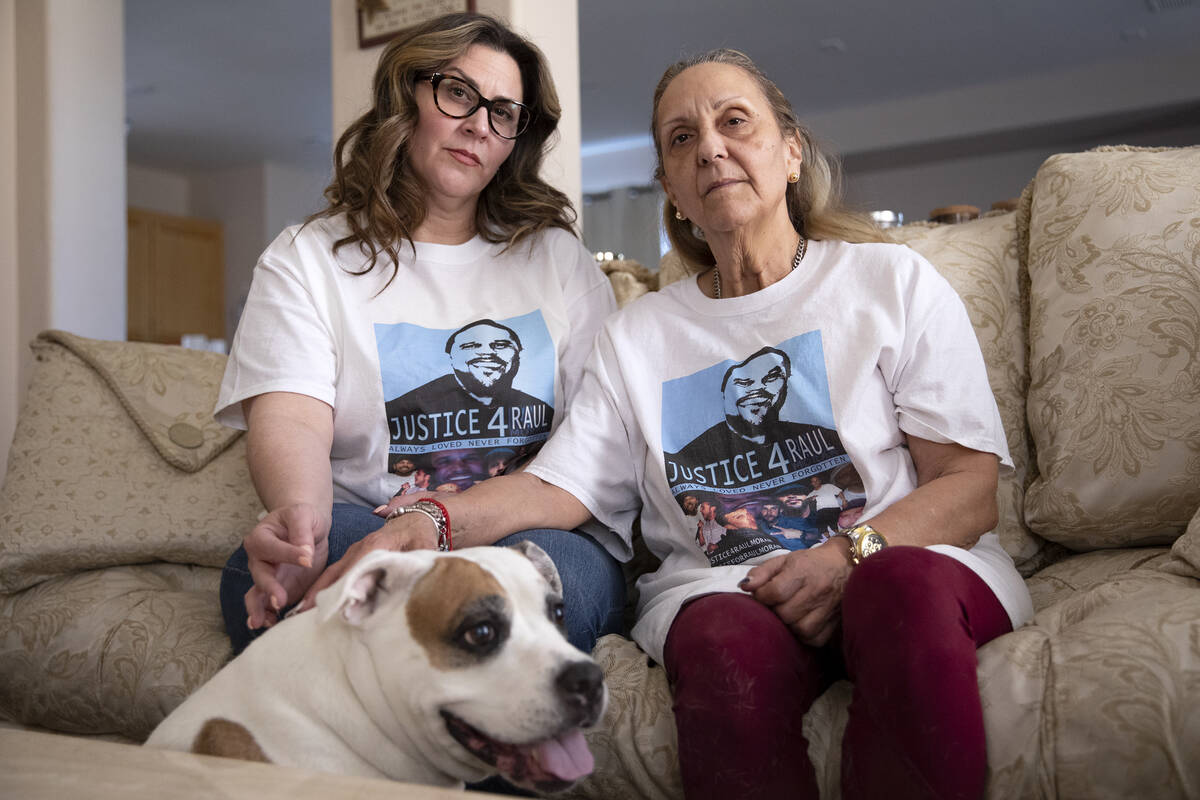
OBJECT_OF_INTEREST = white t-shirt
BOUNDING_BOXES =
[808,482,843,510]
[527,239,1034,664]
[215,215,616,507]
[698,517,726,549]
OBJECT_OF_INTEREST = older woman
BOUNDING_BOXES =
[216,13,624,657]
[302,48,1034,798]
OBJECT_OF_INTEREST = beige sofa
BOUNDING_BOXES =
[2,146,1199,798]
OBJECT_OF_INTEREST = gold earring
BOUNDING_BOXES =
[787,171,800,184]
[675,210,686,221]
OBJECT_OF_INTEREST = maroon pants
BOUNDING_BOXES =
[663,546,1012,800]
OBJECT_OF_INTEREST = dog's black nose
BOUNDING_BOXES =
[555,660,604,720]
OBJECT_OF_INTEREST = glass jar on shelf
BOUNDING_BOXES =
[869,210,904,228]
[929,204,980,224]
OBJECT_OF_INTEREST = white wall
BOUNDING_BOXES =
[6,0,125,473]
[1,0,18,472]
[581,136,656,194]
[43,0,126,340]
[127,163,191,216]
[264,161,331,237]
[13,0,51,424]
[491,0,581,221]
[329,0,377,145]
[190,165,267,342]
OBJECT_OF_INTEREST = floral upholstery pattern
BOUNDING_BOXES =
[1022,146,1200,549]
[980,548,1200,799]
[566,635,682,800]
[0,563,228,739]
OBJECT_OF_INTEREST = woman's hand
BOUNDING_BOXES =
[297,472,591,614]
[295,512,440,613]
[739,539,852,647]
[239,391,336,630]
[243,502,330,630]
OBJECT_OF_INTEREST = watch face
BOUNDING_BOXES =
[860,532,886,558]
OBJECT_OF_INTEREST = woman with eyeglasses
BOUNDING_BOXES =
[213,13,624,665]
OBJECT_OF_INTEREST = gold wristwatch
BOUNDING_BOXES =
[838,524,888,566]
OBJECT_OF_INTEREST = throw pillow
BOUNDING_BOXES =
[0,331,262,593]
[1022,146,1200,549]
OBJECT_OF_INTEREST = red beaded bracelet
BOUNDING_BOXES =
[422,498,452,552]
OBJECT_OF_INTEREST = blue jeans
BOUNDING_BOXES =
[220,502,626,657]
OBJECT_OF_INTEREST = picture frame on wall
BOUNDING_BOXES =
[357,0,477,49]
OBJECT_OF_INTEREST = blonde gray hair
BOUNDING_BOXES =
[650,49,885,270]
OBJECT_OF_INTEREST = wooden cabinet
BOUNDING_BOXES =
[127,208,225,344]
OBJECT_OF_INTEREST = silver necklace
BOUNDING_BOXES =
[713,235,807,299]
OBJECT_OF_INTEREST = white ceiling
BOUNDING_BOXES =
[124,0,1200,174]
[125,0,331,171]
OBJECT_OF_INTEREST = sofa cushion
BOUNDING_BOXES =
[1023,546,1172,613]
[980,566,1200,799]
[601,258,658,308]
[1161,500,1200,582]
[1021,146,1200,549]
[0,564,229,740]
[891,213,1047,575]
[0,332,262,593]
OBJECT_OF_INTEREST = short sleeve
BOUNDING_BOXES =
[556,238,617,410]
[890,267,1012,469]
[214,237,339,429]
[526,327,641,562]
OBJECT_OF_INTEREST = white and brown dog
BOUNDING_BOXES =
[145,543,606,792]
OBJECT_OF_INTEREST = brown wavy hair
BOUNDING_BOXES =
[311,13,575,283]
[650,49,885,271]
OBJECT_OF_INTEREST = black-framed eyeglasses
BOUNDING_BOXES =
[422,73,531,140]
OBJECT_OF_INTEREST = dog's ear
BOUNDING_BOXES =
[318,550,429,626]
[508,540,563,596]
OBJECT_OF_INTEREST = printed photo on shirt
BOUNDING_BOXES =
[378,313,555,493]
[661,332,862,566]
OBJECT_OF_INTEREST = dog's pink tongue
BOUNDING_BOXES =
[535,728,594,782]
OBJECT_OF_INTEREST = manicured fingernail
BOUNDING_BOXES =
[247,616,257,630]
[270,595,281,611]
[738,577,750,588]
[373,505,386,514]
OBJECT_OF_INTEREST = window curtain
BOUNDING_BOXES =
[581,185,667,272]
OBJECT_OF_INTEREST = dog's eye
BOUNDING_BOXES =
[462,622,495,647]
[550,601,565,627]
